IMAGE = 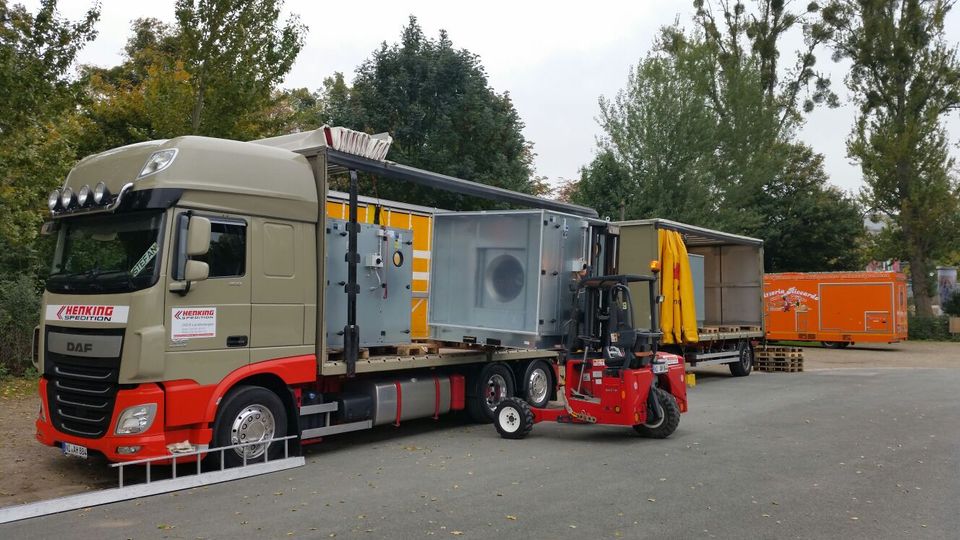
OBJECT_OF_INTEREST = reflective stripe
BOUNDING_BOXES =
[413,272,430,281]
[413,250,431,259]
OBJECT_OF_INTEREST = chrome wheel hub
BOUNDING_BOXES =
[485,374,508,411]
[527,369,549,404]
[230,404,276,460]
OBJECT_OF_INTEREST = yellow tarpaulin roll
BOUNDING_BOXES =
[658,229,700,344]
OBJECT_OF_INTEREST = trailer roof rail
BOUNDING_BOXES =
[618,218,763,246]
[325,149,599,218]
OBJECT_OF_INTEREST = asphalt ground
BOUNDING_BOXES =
[2,350,958,539]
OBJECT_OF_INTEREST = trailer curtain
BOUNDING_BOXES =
[658,230,699,344]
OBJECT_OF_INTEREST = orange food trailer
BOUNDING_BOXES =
[764,272,908,347]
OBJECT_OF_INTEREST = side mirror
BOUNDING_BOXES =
[184,260,209,282]
[186,216,211,256]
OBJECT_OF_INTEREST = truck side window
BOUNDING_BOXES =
[194,222,246,277]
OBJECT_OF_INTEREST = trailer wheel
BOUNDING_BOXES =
[467,363,515,423]
[633,387,680,439]
[522,360,554,408]
[213,385,288,468]
[729,341,753,377]
[495,397,534,439]
[822,341,852,349]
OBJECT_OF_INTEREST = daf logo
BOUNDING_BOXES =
[66,342,93,353]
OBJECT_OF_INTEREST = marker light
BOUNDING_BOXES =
[137,149,178,179]
[48,189,61,211]
[649,260,661,273]
[77,185,93,207]
[93,181,111,204]
[59,187,76,210]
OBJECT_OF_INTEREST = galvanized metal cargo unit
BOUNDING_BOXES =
[325,218,413,348]
[429,210,591,349]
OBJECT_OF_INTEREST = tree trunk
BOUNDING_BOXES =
[191,89,204,134]
[909,252,934,317]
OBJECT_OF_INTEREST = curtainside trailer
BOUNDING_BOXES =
[616,219,765,376]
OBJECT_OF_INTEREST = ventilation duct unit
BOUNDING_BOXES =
[429,210,591,349]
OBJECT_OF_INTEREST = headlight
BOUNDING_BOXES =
[115,404,158,435]
[60,187,76,209]
[93,181,111,204]
[77,185,92,207]
[48,189,61,211]
[137,149,178,179]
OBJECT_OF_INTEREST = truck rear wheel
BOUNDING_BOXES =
[467,363,515,423]
[213,385,288,468]
[822,341,852,349]
[633,387,680,439]
[495,397,535,439]
[728,341,753,377]
[521,360,553,408]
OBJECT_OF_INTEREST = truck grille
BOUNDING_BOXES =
[44,326,123,439]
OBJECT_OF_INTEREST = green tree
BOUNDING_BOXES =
[174,0,306,138]
[323,17,536,210]
[578,48,719,225]
[0,0,99,247]
[0,0,99,135]
[80,1,307,153]
[823,0,960,316]
[760,144,865,271]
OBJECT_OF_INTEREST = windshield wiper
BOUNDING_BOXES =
[95,269,137,290]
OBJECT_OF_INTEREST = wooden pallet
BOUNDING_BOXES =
[758,346,803,353]
[427,339,480,350]
[755,362,803,373]
[327,342,440,361]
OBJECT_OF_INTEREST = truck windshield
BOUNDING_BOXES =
[46,211,165,294]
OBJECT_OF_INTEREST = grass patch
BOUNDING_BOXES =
[0,376,37,400]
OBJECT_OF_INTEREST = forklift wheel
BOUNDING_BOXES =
[633,388,680,439]
[494,398,535,440]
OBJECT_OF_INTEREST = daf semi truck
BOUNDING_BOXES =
[32,127,635,465]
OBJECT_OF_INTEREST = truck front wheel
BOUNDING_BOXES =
[213,385,288,468]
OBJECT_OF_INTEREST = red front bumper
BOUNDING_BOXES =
[35,378,212,463]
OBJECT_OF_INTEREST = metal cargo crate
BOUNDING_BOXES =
[429,210,591,349]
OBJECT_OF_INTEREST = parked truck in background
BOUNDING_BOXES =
[616,219,765,376]
[764,271,909,348]
[33,126,657,465]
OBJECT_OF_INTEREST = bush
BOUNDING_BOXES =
[0,273,41,377]
[907,315,960,341]
[942,291,960,317]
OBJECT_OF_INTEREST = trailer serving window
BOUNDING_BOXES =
[46,211,165,294]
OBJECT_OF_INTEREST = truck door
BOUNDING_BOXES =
[165,212,251,379]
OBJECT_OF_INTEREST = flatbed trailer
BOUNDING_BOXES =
[616,219,764,376]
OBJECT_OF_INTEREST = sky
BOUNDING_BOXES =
[25,0,960,194]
